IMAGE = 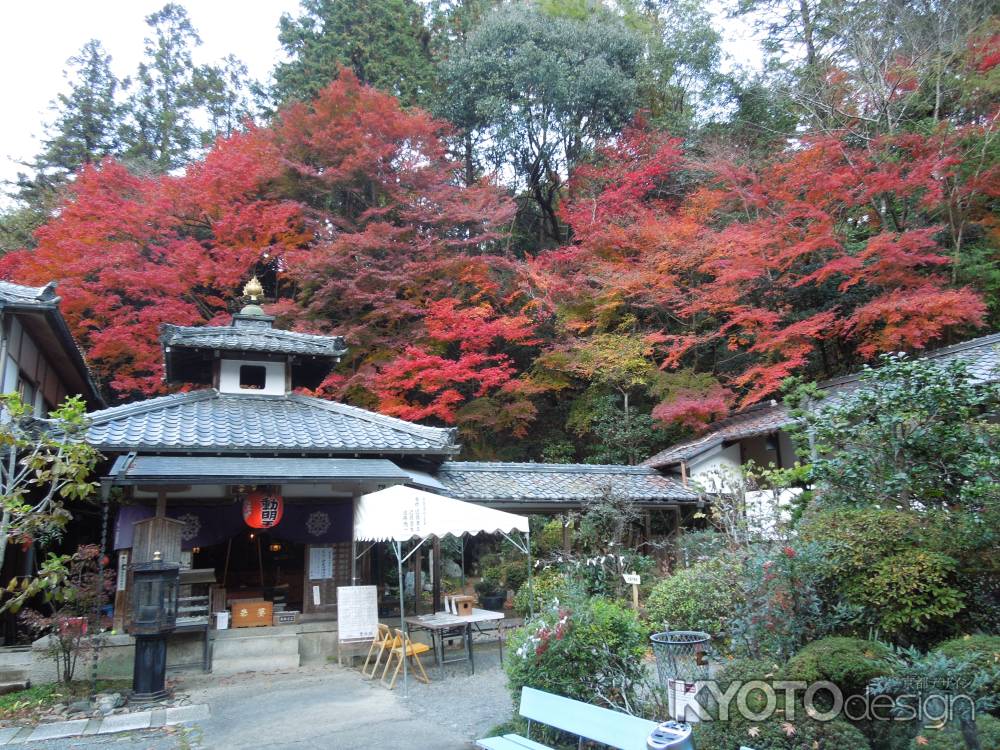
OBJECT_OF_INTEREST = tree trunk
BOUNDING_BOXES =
[960,715,982,750]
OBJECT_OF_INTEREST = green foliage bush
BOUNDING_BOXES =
[784,637,895,698]
[645,560,739,636]
[505,597,646,710]
[512,568,571,616]
[933,635,1000,707]
[693,716,870,750]
[799,508,968,644]
[908,714,1000,750]
[496,559,529,593]
[860,551,965,639]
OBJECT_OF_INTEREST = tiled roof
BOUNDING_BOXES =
[644,331,1000,469]
[161,323,347,359]
[85,390,459,455]
[0,280,59,307]
[107,454,411,484]
[436,462,698,505]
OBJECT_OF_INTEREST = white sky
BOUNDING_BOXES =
[0,1,762,190]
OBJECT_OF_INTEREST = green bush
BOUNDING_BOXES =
[505,597,646,709]
[497,558,529,593]
[909,714,1000,750]
[934,635,1000,709]
[645,559,739,636]
[784,637,895,698]
[933,635,1000,670]
[693,716,870,750]
[512,568,571,616]
[855,551,965,640]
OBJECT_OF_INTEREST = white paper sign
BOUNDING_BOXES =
[622,572,641,585]
[312,585,321,606]
[337,585,379,642]
[308,546,334,580]
[116,551,129,592]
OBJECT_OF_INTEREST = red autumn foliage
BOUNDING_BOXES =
[538,123,987,427]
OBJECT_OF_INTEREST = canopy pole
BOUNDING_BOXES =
[395,540,408,696]
[526,529,534,619]
[351,539,357,585]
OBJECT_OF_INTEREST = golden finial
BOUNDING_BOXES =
[243,276,264,302]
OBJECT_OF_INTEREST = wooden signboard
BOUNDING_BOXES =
[231,599,273,628]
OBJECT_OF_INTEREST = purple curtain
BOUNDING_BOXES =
[114,501,353,550]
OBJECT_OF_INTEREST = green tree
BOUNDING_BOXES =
[194,54,258,139]
[0,394,100,578]
[0,40,123,251]
[790,354,1000,510]
[273,0,435,107]
[121,3,210,171]
[620,0,725,133]
[439,3,644,243]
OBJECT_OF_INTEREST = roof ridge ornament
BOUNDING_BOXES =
[240,276,266,317]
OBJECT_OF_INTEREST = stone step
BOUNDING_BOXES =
[211,653,300,675]
[211,632,301,674]
[0,679,28,696]
[212,633,299,659]
[0,668,28,683]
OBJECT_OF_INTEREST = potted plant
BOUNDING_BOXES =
[475,568,506,611]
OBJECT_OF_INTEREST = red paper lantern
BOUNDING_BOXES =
[242,491,283,529]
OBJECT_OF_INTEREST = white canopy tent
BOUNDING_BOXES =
[353,485,532,692]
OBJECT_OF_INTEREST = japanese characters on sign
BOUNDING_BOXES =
[400,496,427,536]
[243,490,284,529]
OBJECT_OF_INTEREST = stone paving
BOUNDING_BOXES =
[0,704,209,745]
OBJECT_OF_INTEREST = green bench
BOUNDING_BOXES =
[476,686,660,750]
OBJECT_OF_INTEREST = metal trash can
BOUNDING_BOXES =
[646,720,694,750]
[650,630,711,721]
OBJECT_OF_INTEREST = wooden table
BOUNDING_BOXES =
[404,608,505,679]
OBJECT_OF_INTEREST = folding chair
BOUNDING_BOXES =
[361,623,391,678]
[381,628,431,689]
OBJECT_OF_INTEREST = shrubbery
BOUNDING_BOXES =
[505,597,646,711]
[512,568,571,616]
[783,637,895,698]
[645,559,739,636]
[908,715,1000,750]
[692,714,870,750]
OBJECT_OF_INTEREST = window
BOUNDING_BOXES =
[239,365,268,390]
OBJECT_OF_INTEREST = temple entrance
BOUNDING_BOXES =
[191,533,306,616]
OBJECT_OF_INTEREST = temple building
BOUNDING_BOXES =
[83,281,694,668]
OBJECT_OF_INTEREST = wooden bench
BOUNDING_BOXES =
[477,686,659,750]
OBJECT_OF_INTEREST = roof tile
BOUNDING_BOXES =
[86,390,458,455]
[436,462,696,504]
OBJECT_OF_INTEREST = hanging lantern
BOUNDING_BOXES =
[242,490,283,529]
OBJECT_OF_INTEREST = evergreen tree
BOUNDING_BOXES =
[121,3,207,171]
[39,40,124,173]
[273,0,435,107]
[0,40,123,251]
[194,54,258,140]
[439,3,644,245]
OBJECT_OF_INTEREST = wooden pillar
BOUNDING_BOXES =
[562,514,571,554]
[155,490,167,518]
[432,537,442,614]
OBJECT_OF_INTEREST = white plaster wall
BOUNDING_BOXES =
[219,359,285,396]
[688,443,742,492]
